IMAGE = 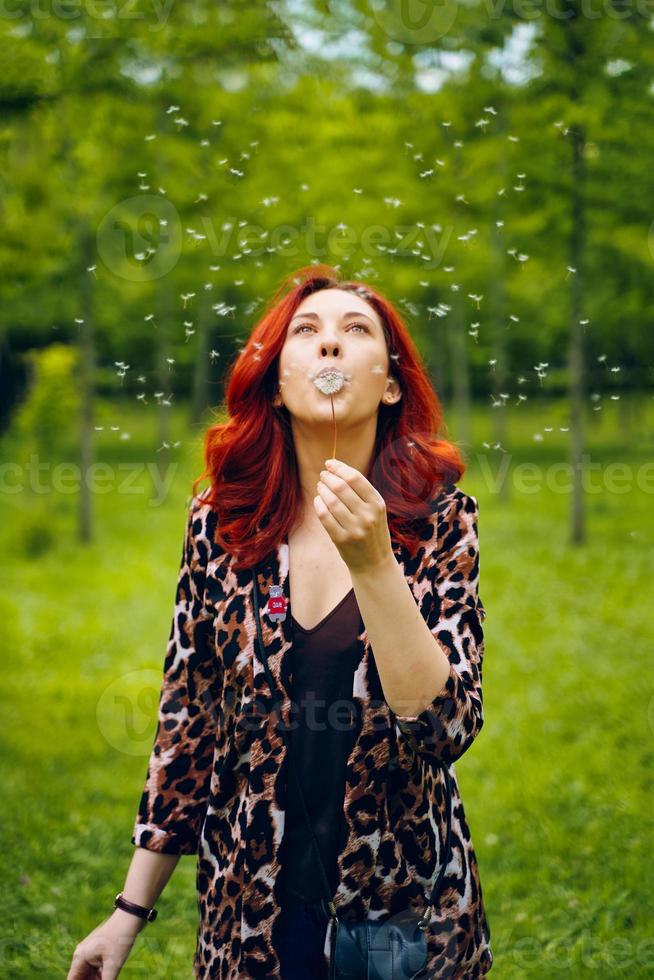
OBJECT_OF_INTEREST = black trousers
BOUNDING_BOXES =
[277,889,330,979]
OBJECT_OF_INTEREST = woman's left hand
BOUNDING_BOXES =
[314,458,394,573]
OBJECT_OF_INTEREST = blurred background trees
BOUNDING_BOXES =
[1,0,653,541]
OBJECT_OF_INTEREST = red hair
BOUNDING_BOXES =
[192,264,466,571]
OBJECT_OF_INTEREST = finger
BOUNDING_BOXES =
[318,467,362,516]
[67,951,94,980]
[316,480,356,532]
[68,963,99,980]
[324,458,385,508]
[313,493,347,539]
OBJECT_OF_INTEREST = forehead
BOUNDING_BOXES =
[293,288,381,326]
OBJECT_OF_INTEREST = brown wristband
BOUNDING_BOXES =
[114,891,158,922]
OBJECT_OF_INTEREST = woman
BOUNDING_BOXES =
[67,264,493,979]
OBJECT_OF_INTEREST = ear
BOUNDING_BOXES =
[383,376,402,404]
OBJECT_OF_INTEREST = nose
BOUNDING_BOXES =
[319,338,341,358]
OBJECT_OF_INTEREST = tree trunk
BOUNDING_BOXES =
[155,275,173,484]
[79,229,95,544]
[449,286,471,458]
[490,107,510,504]
[568,118,587,545]
[191,284,212,426]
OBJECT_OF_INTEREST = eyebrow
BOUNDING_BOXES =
[290,311,377,325]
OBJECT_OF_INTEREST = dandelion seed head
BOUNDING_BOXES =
[313,369,347,395]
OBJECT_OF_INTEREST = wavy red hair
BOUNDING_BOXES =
[192,264,465,570]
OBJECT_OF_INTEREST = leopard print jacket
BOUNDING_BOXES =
[131,482,493,978]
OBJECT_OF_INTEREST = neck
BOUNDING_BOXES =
[289,418,377,520]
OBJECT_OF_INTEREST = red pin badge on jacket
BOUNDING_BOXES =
[265,584,288,623]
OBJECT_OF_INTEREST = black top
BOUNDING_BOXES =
[279,587,362,904]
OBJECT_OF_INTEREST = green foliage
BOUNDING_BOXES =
[9,343,80,463]
[1,344,81,557]
[2,0,654,402]
[16,504,58,559]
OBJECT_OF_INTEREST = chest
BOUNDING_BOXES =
[287,522,354,632]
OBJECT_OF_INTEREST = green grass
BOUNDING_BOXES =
[1,395,653,978]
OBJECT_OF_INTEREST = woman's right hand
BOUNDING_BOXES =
[67,909,146,980]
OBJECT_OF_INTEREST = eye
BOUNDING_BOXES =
[292,322,370,334]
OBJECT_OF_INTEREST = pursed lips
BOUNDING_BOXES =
[313,366,350,379]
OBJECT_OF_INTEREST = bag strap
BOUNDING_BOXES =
[252,570,453,929]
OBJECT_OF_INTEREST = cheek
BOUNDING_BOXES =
[355,358,390,397]
[277,354,302,383]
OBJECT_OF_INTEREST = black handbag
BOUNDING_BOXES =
[252,572,453,980]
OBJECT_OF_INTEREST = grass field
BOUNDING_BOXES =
[1,395,653,978]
